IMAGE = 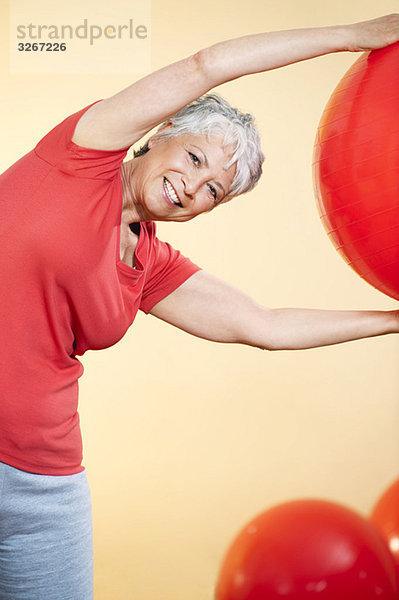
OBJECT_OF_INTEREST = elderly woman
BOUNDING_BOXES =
[1,13,399,600]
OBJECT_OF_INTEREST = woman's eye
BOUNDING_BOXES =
[189,152,200,166]
[208,185,217,200]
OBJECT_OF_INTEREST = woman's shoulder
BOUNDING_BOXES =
[34,101,130,180]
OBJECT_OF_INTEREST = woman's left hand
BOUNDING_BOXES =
[392,309,399,334]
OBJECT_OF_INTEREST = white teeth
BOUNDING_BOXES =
[164,179,180,205]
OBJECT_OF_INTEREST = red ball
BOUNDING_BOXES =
[370,479,399,584]
[215,499,397,600]
[313,43,399,300]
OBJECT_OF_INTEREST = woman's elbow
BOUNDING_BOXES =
[236,305,279,351]
[191,46,221,88]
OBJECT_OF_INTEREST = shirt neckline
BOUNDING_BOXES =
[115,176,145,280]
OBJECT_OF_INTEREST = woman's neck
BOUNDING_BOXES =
[120,160,145,222]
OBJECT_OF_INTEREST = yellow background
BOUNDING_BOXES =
[10,0,151,73]
[1,1,398,599]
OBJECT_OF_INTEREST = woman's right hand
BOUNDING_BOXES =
[345,14,399,52]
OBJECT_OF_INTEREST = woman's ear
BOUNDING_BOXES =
[148,122,173,148]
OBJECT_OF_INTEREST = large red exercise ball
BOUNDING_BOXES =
[215,499,397,600]
[313,42,399,300]
[370,479,399,583]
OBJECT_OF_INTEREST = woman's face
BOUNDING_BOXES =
[129,132,237,222]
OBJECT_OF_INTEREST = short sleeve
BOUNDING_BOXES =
[34,101,129,180]
[139,235,201,314]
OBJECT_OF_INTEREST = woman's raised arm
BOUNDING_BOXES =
[72,14,399,151]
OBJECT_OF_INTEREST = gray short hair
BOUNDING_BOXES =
[135,94,264,197]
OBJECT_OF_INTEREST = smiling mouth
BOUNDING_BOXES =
[163,177,183,207]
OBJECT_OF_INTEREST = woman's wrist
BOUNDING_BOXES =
[387,310,399,334]
[329,24,354,53]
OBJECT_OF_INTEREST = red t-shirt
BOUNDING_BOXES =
[0,103,200,475]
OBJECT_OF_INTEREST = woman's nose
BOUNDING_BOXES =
[182,173,201,196]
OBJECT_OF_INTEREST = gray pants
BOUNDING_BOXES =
[0,461,93,600]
